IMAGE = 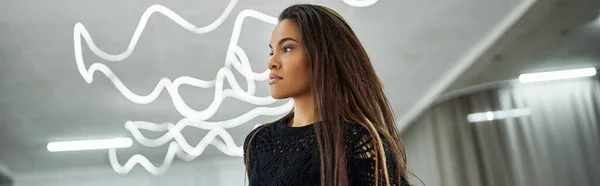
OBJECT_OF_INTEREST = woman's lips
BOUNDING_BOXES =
[269,74,283,85]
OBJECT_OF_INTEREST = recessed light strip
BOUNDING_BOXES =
[47,138,133,152]
[467,108,532,123]
[519,67,596,83]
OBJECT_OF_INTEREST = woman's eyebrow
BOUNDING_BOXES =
[269,37,299,48]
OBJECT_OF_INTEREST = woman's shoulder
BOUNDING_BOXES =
[243,123,274,147]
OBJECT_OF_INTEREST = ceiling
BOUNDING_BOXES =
[0,0,536,175]
[447,0,600,93]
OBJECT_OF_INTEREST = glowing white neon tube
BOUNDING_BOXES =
[519,67,597,83]
[47,138,132,152]
[125,100,293,148]
[342,0,379,7]
[108,136,243,175]
[109,142,178,175]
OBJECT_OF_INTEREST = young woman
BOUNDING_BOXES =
[244,4,410,186]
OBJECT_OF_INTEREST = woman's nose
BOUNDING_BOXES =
[268,58,280,70]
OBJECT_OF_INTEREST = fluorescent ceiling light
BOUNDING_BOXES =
[47,138,133,152]
[467,108,531,123]
[519,67,597,83]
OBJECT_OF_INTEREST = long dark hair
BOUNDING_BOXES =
[245,4,408,186]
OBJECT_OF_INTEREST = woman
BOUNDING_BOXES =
[244,4,410,186]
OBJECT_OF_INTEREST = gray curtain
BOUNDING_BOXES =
[402,77,600,186]
[0,163,13,186]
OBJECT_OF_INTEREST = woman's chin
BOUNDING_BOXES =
[269,91,288,99]
[270,94,286,99]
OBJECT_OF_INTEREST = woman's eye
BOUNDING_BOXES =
[283,46,293,52]
[269,51,274,56]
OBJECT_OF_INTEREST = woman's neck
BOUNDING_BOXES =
[290,93,315,127]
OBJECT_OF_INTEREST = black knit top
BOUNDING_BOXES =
[243,117,409,186]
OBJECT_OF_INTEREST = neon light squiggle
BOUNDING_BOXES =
[342,0,379,7]
[73,0,279,119]
[77,0,374,175]
[74,1,294,175]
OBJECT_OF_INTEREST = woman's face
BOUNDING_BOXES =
[268,19,311,99]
